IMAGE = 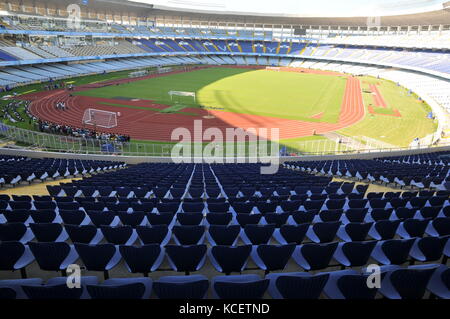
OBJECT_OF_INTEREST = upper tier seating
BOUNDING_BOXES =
[0,47,42,60]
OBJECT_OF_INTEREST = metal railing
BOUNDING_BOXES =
[1,122,449,157]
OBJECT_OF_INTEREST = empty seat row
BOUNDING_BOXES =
[2,218,449,245]
[1,238,448,279]
[1,264,448,299]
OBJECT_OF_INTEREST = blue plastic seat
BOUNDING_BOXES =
[397,218,430,239]
[136,225,171,245]
[3,210,32,224]
[207,225,241,246]
[323,271,384,299]
[273,224,309,245]
[263,213,290,227]
[212,275,269,299]
[172,225,205,245]
[29,223,68,242]
[371,239,415,265]
[0,278,43,299]
[33,201,57,211]
[426,217,450,237]
[251,244,296,274]
[207,203,230,214]
[117,212,146,227]
[146,213,175,226]
[306,222,340,243]
[379,265,438,299]
[165,244,207,274]
[236,214,262,227]
[101,225,137,245]
[337,223,373,242]
[333,241,377,267]
[156,202,180,214]
[293,242,338,271]
[232,202,254,214]
[182,202,205,213]
[290,211,316,224]
[87,211,120,227]
[30,210,59,224]
[343,209,369,224]
[427,265,450,299]
[209,245,252,274]
[176,213,204,226]
[74,243,121,279]
[119,245,164,275]
[206,213,233,226]
[280,200,302,213]
[87,282,146,299]
[29,242,78,274]
[46,276,98,299]
[416,207,442,220]
[59,210,90,226]
[153,275,209,299]
[266,272,329,299]
[368,220,400,240]
[22,284,83,299]
[0,242,34,278]
[256,202,278,214]
[9,202,32,211]
[409,237,447,263]
[316,210,343,223]
[367,208,393,222]
[0,223,34,243]
[241,224,275,245]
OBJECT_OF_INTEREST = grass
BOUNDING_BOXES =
[76,67,347,123]
[0,67,439,155]
[98,102,199,116]
[339,76,437,147]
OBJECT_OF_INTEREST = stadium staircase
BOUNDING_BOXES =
[286,42,292,54]
[299,43,310,55]
[225,41,234,53]
[323,46,337,57]
[309,44,320,56]
[209,42,221,52]
[275,42,282,54]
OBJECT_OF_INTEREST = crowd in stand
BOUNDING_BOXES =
[42,81,76,91]
[0,100,28,123]
[0,98,130,143]
[37,120,131,143]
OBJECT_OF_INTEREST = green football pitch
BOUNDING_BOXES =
[76,67,347,123]
[1,66,438,155]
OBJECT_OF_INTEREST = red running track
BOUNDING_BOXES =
[23,72,365,142]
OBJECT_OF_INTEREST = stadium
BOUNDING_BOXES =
[0,0,449,303]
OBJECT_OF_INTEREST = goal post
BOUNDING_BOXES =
[169,91,197,105]
[266,66,281,72]
[82,109,118,129]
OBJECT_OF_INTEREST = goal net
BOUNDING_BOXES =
[82,109,118,129]
[169,91,196,105]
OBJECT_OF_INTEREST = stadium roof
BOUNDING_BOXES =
[131,0,447,18]
[16,0,450,26]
